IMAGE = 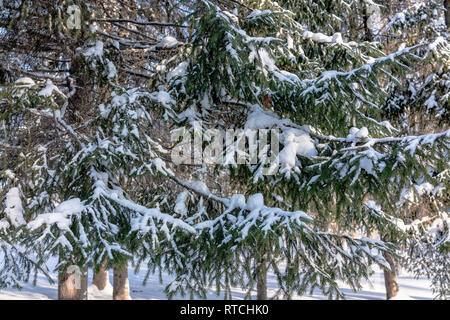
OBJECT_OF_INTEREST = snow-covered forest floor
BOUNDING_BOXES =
[0,258,435,300]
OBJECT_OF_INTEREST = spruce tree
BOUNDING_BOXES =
[142,0,449,299]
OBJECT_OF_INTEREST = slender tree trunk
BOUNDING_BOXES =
[256,260,267,300]
[348,3,359,39]
[93,259,109,291]
[383,252,399,299]
[58,266,88,300]
[445,0,450,30]
[113,263,131,300]
[362,5,373,41]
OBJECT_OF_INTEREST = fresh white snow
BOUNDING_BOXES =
[245,193,264,211]
[38,79,66,98]
[156,36,179,49]
[27,198,85,232]
[14,77,36,88]
[4,188,26,228]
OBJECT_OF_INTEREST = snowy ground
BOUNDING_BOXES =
[0,259,435,300]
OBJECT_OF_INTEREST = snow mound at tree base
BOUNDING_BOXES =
[88,281,114,300]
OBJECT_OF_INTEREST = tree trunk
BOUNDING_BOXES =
[362,4,373,41]
[93,259,109,291]
[256,261,267,300]
[445,0,450,30]
[58,266,88,300]
[113,263,131,300]
[383,252,399,300]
